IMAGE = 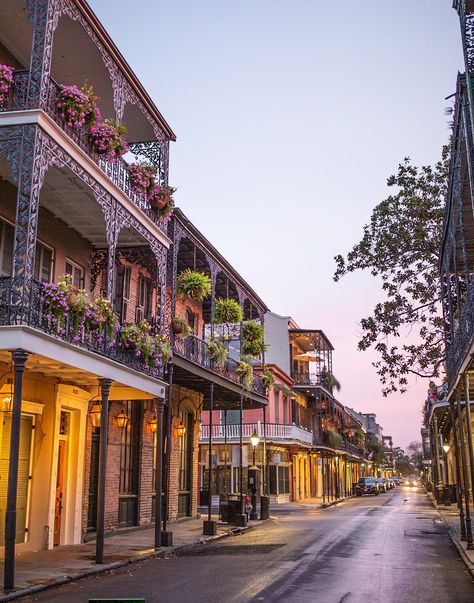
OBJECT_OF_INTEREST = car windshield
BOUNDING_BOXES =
[359,478,374,483]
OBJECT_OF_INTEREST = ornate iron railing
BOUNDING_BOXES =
[173,334,267,397]
[0,277,164,380]
[200,421,313,445]
[1,71,168,233]
[292,372,331,390]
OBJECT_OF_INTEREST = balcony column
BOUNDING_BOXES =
[161,362,173,542]
[0,125,45,322]
[260,405,270,520]
[433,415,443,501]
[456,390,474,548]
[450,399,467,540]
[25,0,57,110]
[3,350,28,591]
[203,383,217,535]
[224,409,228,494]
[96,378,112,564]
[463,374,474,511]
[152,245,167,333]
[154,397,165,549]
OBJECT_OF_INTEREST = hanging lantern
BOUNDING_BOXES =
[148,416,158,433]
[89,402,102,428]
[249,429,260,448]
[175,420,186,437]
[0,383,14,412]
[116,409,129,429]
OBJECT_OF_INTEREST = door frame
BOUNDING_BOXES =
[47,385,89,549]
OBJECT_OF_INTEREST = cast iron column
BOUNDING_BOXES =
[457,391,474,548]
[464,374,474,511]
[96,378,112,564]
[4,349,28,591]
[451,399,467,540]
[154,397,165,550]
[162,362,173,536]
[207,383,214,522]
[322,451,326,504]
[433,415,443,502]
[240,394,244,514]
[224,408,228,493]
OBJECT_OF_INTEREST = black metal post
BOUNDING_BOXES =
[457,391,474,548]
[433,415,443,502]
[224,408,228,493]
[240,394,244,513]
[96,378,112,564]
[463,374,474,512]
[154,397,165,550]
[207,383,214,522]
[162,362,174,534]
[4,349,28,591]
[450,399,467,540]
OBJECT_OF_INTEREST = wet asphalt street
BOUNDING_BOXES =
[23,487,474,603]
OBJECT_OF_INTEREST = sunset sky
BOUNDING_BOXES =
[90,0,463,450]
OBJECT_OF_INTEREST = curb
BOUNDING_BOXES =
[426,489,474,580]
[0,523,257,602]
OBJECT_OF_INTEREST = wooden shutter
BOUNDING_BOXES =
[0,414,33,544]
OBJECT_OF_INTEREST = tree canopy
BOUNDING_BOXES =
[334,149,449,395]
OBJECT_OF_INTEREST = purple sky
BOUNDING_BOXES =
[89,0,462,450]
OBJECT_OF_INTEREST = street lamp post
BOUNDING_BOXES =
[249,429,260,520]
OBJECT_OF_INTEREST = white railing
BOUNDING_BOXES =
[200,422,314,446]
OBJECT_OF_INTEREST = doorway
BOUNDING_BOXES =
[54,440,66,546]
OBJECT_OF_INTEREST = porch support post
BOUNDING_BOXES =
[224,408,228,493]
[26,0,56,110]
[240,395,244,513]
[162,362,173,544]
[260,405,270,519]
[96,378,112,564]
[203,384,217,535]
[154,397,165,550]
[450,399,467,540]
[463,374,474,511]
[322,451,326,504]
[433,415,443,502]
[457,390,474,548]
[3,349,28,591]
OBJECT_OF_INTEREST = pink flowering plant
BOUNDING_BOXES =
[0,64,13,106]
[41,281,69,332]
[56,84,100,130]
[119,321,168,367]
[87,297,118,339]
[126,162,157,196]
[148,185,175,220]
[89,119,128,161]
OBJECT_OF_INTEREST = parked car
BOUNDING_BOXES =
[376,478,386,492]
[388,479,396,489]
[355,477,379,496]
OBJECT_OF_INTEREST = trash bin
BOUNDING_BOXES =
[219,499,231,522]
[260,495,270,520]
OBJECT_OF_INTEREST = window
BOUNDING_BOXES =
[0,219,14,276]
[274,391,280,424]
[278,466,290,494]
[115,265,131,323]
[282,396,288,424]
[269,465,277,495]
[65,259,84,288]
[137,274,153,322]
[34,242,53,282]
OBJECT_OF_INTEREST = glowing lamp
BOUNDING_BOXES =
[249,429,260,448]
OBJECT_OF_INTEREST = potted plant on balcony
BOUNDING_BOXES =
[119,322,141,351]
[237,359,254,390]
[328,429,344,449]
[89,118,128,161]
[260,366,274,391]
[41,281,69,332]
[242,321,264,358]
[127,162,157,196]
[56,83,100,130]
[214,298,243,324]
[207,339,228,367]
[172,316,193,337]
[58,274,88,335]
[0,64,13,106]
[148,184,175,219]
[154,333,171,365]
[86,297,118,339]
[176,269,212,301]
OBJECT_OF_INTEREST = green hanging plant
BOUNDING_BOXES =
[260,366,274,391]
[242,321,264,357]
[236,359,254,390]
[172,316,193,337]
[327,372,341,391]
[176,269,212,301]
[207,339,229,367]
[328,429,344,449]
[214,298,243,324]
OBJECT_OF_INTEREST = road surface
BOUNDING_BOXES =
[23,487,474,603]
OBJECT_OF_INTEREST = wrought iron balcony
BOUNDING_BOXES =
[0,277,163,380]
[292,371,331,390]
[173,334,266,397]
[200,421,314,446]
[1,71,168,233]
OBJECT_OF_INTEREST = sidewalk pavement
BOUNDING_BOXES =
[428,491,474,577]
[0,514,259,602]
